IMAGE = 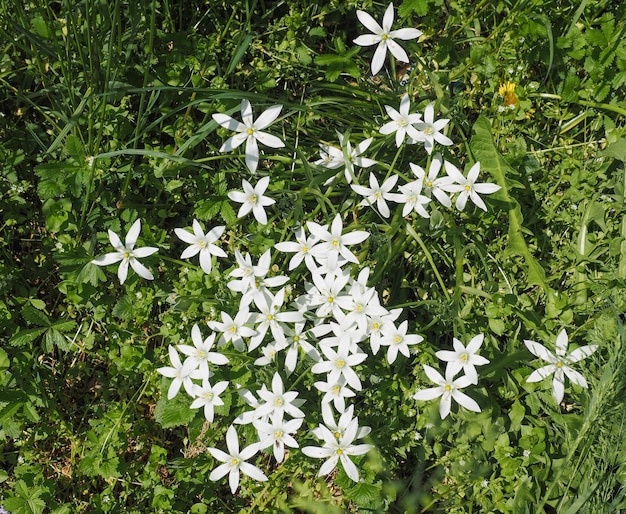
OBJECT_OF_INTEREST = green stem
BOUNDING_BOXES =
[405,223,451,302]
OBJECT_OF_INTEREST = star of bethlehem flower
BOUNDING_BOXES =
[227,249,288,306]
[274,227,319,271]
[353,3,422,76]
[379,93,423,147]
[177,324,229,380]
[379,320,423,364]
[313,403,371,442]
[156,345,203,400]
[441,161,501,212]
[524,329,598,404]
[388,177,431,218]
[413,103,453,154]
[314,132,376,185]
[208,425,268,493]
[409,156,454,208]
[91,219,158,285]
[254,372,306,421]
[174,219,226,274]
[311,344,368,391]
[228,176,275,225]
[190,379,229,422]
[435,334,490,385]
[249,288,304,351]
[413,363,481,419]
[314,375,356,413]
[307,213,369,272]
[351,172,399,218]
[208,309,257,352]
[253,416,303,463]
[302,416,373,482]
[212,99,284,173]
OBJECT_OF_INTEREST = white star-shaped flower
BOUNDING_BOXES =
[524,329,598,404]
[351,172,399,218]
[413,364,481,419]
[379,94,422,147]
[413,104,453,154]
[435,334,490,385]
[91,219,158,285]
[174,219,226,274]
[208,425,268,493]
[441,161,501,212]
[314,132,377,185]
[228,176,275,225]
[212,100,284,173]
[353,3,422,76]
[409,156,454,208]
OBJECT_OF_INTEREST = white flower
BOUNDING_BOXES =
[208,310,257,352]
[379,94,422,146]
[308,214,369,272]
[274,227,319,272]
[208,425,268,493]
[413,104,453,154]
[311,344,368,391]
[379,320,423,364]
[177,324,229,380]
[314,375,356,413]
[190,379,229,422]
[314,132,377,184]
[254,372,306,421]
[228,176,275,224]
[413,364,481,419]
[302,417,373,482]
[435,334,490,385]
[353,3,422,76]
[254,416,303,463]
[524,329,598,404]
[283,322,321,374]
[156,345,203,400]
[212,100,284,173]
[313,403,371,441]
[409,156,454,208]
[442,161,501,212]
[91,219,158,284]
[351,173,399,218]
[389,178,431,218]
[249,288,304,351]
[174,219,226,274]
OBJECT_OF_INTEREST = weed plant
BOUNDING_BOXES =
[1,0,626,512]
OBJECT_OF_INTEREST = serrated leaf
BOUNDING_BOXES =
[154,395,196,428]
[112,295,136,320]
[65,135,85,161]
[44,328,69,352]
[9,327,46,346]
[219,201,237,225]
[21,304,50,327]
[348,481,381,507]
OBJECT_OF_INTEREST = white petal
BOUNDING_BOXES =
[356,10,383,35]
[555,329,569,356]
[371,43,387,75]
[524,340,556,363]
[212,113,245,132]
[125,219,142,248]
[129,258,154,280]
[254,105,283,130]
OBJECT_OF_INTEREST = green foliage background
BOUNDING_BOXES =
[1,0,626,512]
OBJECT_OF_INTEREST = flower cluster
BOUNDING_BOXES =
[87,2,601,496]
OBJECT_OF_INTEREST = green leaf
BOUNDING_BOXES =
[509,400,525,431]
[470,116,549,291]
[112,295,136,320]
[65,135,85,161]
[9,327,47,346]
[22,304,51,327]
[154,394,195,429]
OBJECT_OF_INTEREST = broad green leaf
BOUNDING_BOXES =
[470,116,549,291]
[154,395,195,429]
[65,135,85,161]
[9,327,47,346]
[21,304,50,327]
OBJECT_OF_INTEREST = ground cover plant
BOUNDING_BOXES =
[1,0,626,512]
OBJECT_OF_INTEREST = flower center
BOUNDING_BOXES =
[336,359,345,369]
[275,430,283,440]
[204,392,214,401]
[266,314,274,321]
[445,384,452,391]
[464,185,471,191]
[332,385,341,394]
[460,353,468,362]
[247,127,255,135]
[427,181,433,188]
[394,336,402,344]
[124,251,130,259]
[229,325,237,333]
[336,448,344,455]
[293,335,300,342]
[334,431,341,439]
[302,245,308,253]
[231,457,239,466]
[556,361,563,368]
[249,194,258,204]
[424,127,434,135]
[381,33,388,41]
[274,397,284,406]
[199,241,206,248]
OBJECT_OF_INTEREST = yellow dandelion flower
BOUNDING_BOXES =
[498,81,518,106]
